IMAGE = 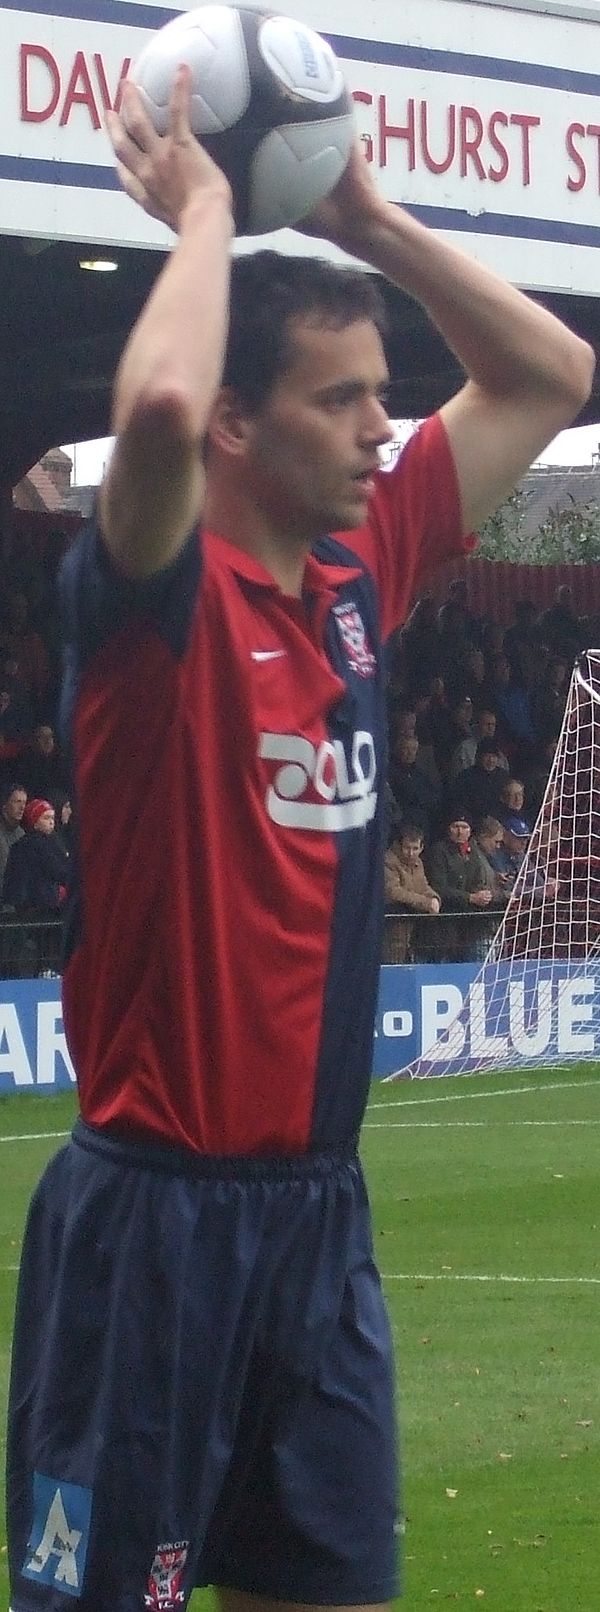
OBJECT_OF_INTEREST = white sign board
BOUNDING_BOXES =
[2,0,600,293]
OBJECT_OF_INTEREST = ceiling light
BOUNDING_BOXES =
[78,258,118,273]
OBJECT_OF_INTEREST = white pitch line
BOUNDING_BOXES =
[364,1117,600,1129]
[0,1129,69,1145]
[382,1272,600,1286]
[369,1076,600,1111]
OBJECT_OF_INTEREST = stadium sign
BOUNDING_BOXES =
[0,963,596,1093]
[374,960,600,1078]
[2,0,600,293]
[0,979,75,1092]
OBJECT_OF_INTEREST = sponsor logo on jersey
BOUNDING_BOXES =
[22,1473,92,1597]
[144,1541,189,1610]
[259,730,377,830]
[333,602,376,679]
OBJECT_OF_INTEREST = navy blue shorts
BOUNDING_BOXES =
[7,1121,399,1611]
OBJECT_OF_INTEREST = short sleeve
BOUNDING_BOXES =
[59,519,203,672]
[340,413,475,642]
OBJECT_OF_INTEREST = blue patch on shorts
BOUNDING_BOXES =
[22,1474,92,1598]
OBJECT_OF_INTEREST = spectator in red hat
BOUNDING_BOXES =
[4,798,69,912]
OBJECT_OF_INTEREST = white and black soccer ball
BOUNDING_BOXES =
[130,4,355,235]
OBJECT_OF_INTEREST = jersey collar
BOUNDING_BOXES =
[207,531,363,595]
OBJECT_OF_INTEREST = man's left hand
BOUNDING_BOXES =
[296,141,387,253]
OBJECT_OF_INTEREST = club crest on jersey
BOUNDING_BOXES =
[333,602,376,678]
[144,1541,188,1610]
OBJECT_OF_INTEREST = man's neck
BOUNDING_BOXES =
[203,480,317,599]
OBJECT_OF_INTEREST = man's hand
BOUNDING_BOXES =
[106,66,232,234]
[469,889,493,908]
[297,141,386,253]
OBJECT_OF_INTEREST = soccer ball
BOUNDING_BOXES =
[129,4,355,235]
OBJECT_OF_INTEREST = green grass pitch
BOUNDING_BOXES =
[1,1068,599,1610]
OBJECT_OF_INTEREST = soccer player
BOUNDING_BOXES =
[7,66,593,1612]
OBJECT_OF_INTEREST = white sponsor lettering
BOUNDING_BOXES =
[26,1488,82,1589]
[0,1004,33,1086]
[382,1010,413,1038]
[259,730,377,831]
[419,976,598,1063]
[250,649,287,662]
[421,985,465,1059]
[36,1002,76,1085]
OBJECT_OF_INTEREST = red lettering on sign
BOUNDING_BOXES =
[60,49,101,128]
[488,110,509,184]
[378,94,416,170]
[460,106,485,179]
[420,102,456,176]
[510,113,540,186]
[566,123,586,192]
[20,43,60,123]
[19,43,130,126]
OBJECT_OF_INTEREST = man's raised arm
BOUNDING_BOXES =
[302,147,595,536]
[100,67,234,579]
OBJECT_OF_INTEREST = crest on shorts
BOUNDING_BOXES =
[144,1541,189,1609]
[333,602,376,679]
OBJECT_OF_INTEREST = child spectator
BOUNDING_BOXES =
[4,798,69,913]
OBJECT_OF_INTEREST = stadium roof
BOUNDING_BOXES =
[2,231,600,488]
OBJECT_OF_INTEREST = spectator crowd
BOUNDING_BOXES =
[383,579,584,961]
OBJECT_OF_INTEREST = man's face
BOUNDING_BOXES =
[399,736,419,767]
[3,789,26,828]
[504,781,525,812]
[478,711,496,739]
[455,698,473,732]
[34,726,54,756]
[400,836,423,869]
[235,318,394,534]
[448,819,471,845]
[479,750,498,773]
[479,827,503,857]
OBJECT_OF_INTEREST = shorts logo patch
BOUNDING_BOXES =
[333,603,376,679]
[144,1541,189,1609]
[22,1473,92,1597]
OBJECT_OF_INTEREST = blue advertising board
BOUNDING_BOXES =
[0,963,598,1094]
[374,959,600,1079]
[0,979,75,1093]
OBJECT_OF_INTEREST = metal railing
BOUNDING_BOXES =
[0,910,507,979]
[0,913,63,978]
[382,907,505,965]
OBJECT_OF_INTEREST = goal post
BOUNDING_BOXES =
[386,650,600,1081]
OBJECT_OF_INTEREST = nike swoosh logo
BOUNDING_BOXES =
[250,650,287,662]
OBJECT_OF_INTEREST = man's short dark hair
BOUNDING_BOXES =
[223,250,388,411]
[398,822,424,843]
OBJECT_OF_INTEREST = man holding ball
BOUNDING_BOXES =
[7,58,593,1612]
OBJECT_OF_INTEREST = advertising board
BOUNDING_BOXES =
[2,0,600,293]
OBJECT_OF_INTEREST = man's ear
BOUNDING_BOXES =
[206,387,254,458]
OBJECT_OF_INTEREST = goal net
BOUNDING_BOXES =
[386,650,600,1081]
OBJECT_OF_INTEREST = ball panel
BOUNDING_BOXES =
[131,7,251,135]
[257,16,345,105]
[248,116,355,233]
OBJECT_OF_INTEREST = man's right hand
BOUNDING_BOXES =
[106,66,232,234]
[469,889,493,908]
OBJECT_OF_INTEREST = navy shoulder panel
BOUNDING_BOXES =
[59,520,202,670]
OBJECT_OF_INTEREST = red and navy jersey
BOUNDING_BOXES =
[59,413,470,1155]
